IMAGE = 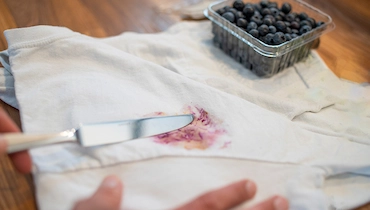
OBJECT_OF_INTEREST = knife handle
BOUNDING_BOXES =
[4,130,76,153]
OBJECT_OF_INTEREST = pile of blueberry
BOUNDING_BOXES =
[216,0,324,45]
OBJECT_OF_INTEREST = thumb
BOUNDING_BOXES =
[73,175,123,210]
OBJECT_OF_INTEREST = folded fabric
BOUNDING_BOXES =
[0,50,18,108]
[0,22,369,210]
[0,66,17,108]
[100,23,370,144]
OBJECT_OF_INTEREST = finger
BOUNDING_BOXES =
[176,179,257,210]
[246,195,289,210]
[73,175,123,210]
[0,108,32,173]
[0,108,20,132]
[9,151,32,173]
[0,135,32,173]
[0,136,6,154]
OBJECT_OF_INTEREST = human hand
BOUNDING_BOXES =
[0,107,32,173]
[176,179,289,210]
[74,177,288,210]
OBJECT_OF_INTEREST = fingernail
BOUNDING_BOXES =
[245,180,256,197]
[102,176,121,192]
[273,196,288,210]
[102,176,120,188]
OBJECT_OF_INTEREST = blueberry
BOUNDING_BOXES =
[285,33,292,41]
[236,11,245,19]
[274,15,283,21]
[290,21,300,29]
[258,24,269,36]
[224,6,232,12]
[291,33,298,39]
[316,21,325,27]
[254,10,262,17]
[261,8,271,16]
[274,21,286,32]
[279,11,286,18]
[260,0,269,8]
[250,15,263,25]
[284,21,291,27]
[281,3,291,14]
[298,12,308,20]
[237,18,248,28]
[216,8,226,15]
[242,5,255,18]
[263,17,273,26]
[285,13,296,22]
[264,33,275,44]
[273,32,286,45]
[285,27,292,33]
[222,12,235,23]
[244,3,254,8]
[306,17,316,28]
[264,14,276,23]
[249,29,260,38]
[229,8,239,16]
[299,25,312,34]
[270,8,280,16]
[291,29,299,34]
[246,22,258,31]
[233,0,245,11]
[300,20,311,27]
[253,3,262,12]
[268,25,277,33]
[267,2,278,8]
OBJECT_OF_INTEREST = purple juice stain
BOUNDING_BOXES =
[151,106,228,150]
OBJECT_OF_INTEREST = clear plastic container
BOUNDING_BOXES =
[204,0,335,77]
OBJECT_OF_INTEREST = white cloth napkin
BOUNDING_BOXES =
[0,22,369,210]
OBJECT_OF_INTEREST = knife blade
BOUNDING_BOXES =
[5,114,193,153]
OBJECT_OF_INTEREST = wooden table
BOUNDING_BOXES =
[0,0,369,209]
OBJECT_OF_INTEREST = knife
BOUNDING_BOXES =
[5,114,193,153]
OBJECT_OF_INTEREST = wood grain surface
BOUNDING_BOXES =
[0,0,369,209]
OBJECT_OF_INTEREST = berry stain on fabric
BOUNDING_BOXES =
[150,106,228,150]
